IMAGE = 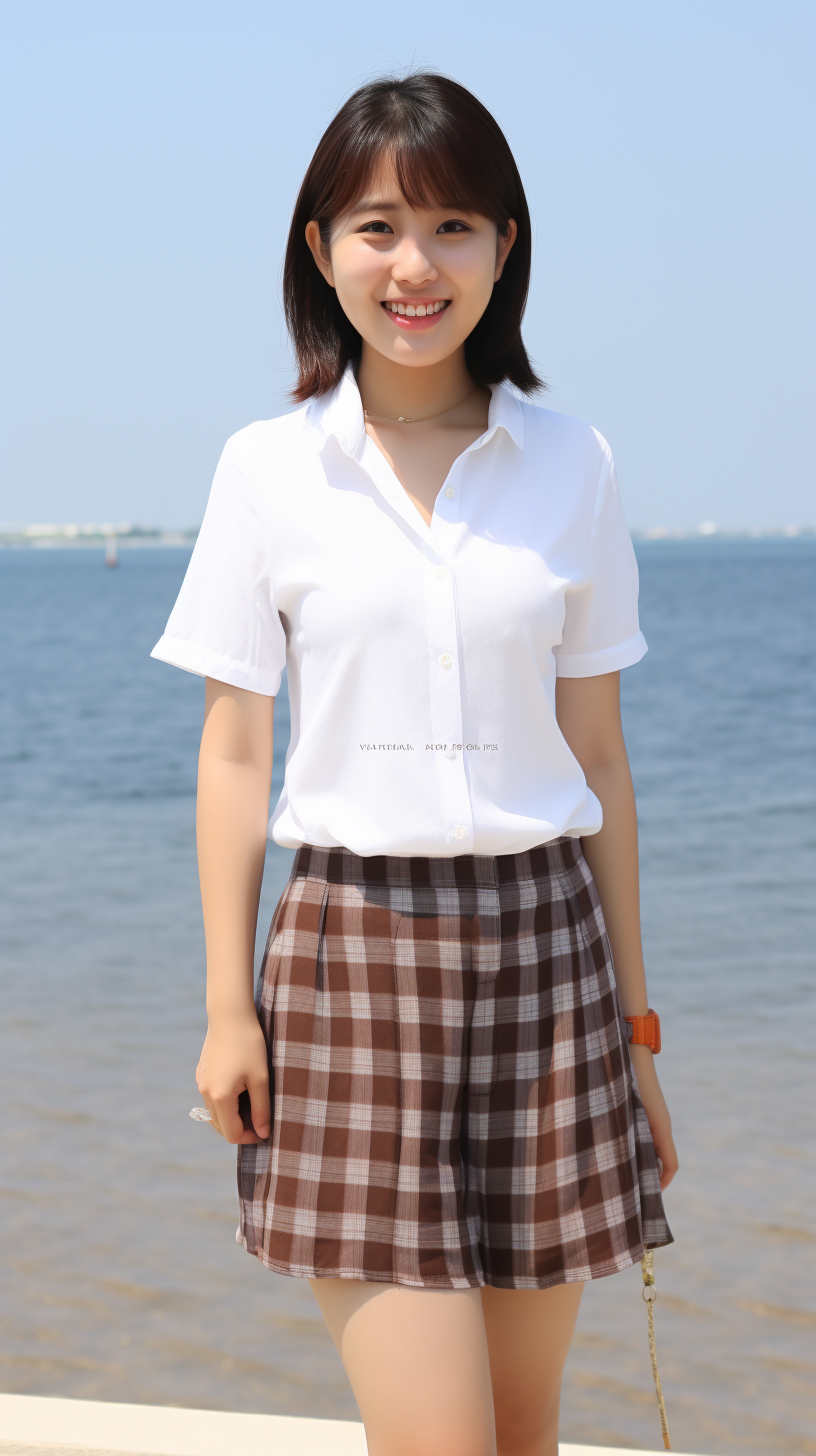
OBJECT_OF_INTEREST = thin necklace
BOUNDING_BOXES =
[363,385,479,425]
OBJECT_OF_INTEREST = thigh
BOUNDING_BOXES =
[310,1278,497,1456]
[481,1283,583,1456]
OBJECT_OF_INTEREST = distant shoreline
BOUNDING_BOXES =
[0,528,199,549]
[1,525,813,549]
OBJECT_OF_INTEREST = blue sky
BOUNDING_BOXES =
[1,1,813,530]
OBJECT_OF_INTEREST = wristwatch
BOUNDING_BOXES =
[624,1008,661,1053]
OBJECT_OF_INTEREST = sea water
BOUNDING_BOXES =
[1,541,814,1454]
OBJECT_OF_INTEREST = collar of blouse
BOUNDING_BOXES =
[305,364,525,461]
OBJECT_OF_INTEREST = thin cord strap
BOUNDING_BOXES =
[641,1250,671,1450]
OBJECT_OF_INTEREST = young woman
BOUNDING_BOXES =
[152,72,677,1456]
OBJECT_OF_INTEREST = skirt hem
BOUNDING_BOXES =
[236,1222,674,1291]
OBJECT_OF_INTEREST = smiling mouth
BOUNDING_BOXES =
[381,299,450,318]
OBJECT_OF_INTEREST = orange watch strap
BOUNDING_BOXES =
[624,1008,661,1053]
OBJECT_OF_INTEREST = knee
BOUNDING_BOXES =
[494,1399,559,1456]
[496,1430,557,1456]
[368,1426,494,1456]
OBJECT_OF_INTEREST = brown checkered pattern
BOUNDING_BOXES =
[236,836,673,1289]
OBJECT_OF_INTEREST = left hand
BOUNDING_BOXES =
[628,1044,679,1191]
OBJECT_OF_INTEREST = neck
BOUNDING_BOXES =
[356,344,474,420]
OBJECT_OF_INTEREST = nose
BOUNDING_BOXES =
[392,235,438,288]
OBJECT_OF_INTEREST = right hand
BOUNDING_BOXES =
[195,1009,271,1144]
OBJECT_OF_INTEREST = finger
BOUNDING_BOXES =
[656,1142,679,1190]
[660,1158,678,1190]
[236,1126,265,1145]
[212,1094,247,1145]
[201,1094,225,1140]
[246,1073,271,1140]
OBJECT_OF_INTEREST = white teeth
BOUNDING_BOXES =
[384,300,448,316]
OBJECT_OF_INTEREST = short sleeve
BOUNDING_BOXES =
[554,443,647,678]
[150,436,287,696]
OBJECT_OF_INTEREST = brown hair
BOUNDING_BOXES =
[284,72,542,401]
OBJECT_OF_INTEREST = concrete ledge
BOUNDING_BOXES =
[0,1395,691,1456]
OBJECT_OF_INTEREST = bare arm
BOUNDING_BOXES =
[556,671,678,1189]
[194,678,275,1145]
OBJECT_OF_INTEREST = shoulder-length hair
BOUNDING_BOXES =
[284,72,542,401]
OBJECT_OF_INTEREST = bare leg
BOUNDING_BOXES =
[481,1283,584,1456]
[310,1278,497,1456]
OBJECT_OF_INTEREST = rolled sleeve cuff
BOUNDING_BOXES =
[150,634,283,697]
[554,630,648,679]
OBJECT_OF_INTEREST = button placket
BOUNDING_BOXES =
[423,548,473,847]
[434,456,462,527]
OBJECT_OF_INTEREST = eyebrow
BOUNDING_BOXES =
[349,199,402,214]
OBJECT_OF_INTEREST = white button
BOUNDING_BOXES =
[438,652,453,668]
[451,826,466,840]
[444,746,457,759]
[435,565,447,579]
[445,486,455,499]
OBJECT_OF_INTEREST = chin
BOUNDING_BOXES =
[387,332,455,359]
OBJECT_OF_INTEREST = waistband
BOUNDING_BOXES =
[291,836,580,889]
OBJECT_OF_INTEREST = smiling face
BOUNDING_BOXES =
[305,160,517,370]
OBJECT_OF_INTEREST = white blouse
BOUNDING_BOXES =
[151,367,646,857]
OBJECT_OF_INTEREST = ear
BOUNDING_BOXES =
[305,219,335,288]
[494,218,518,282]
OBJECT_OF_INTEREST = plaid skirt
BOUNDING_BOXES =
[236,836,673,1289]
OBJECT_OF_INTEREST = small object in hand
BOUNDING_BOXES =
[189,1091,256,1130]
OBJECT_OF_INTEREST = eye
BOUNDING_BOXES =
[437,219,471,234]
[360,220,394,235]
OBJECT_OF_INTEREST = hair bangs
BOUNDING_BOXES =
[392,137,512,230]
[313,92,515,237]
